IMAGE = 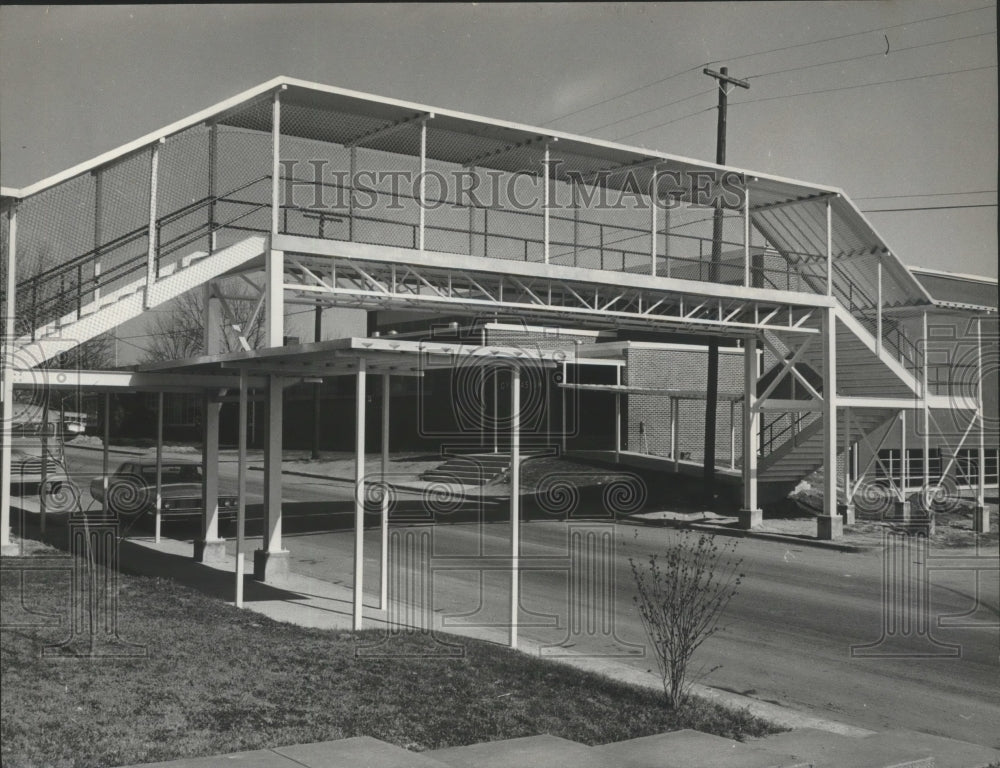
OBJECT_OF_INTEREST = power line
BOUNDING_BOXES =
[855,189,997,200]
[581,88,714,134]
[730,64,997,109]
[706,3,996,67]
[542,65,703,126]
[862,203,998,212]
[747,29,996,80]
[614,106,716,141]
[612,62,996,142]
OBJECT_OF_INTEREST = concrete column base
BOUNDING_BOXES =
[837,503,856,525]
[816,515,843,540]
[1,542,21,557]
[890,500,911,523]
[193,538,227,564]
[737,508,763,530]
[973,504,990,533]
[254,549,291,582]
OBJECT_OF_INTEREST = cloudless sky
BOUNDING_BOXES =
[1,2,997,277]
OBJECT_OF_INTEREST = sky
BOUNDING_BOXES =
[1,1,997,281]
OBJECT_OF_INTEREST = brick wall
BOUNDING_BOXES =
[625,345,744,465]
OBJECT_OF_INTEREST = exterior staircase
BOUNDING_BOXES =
[755,303,925,499]
[420,452,520,486]
[122,728,1000,767]
[13,234,267,368]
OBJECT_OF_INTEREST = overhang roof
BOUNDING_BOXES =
[138,336,571,377]
[1,75,934,310]
[908,267,997,312]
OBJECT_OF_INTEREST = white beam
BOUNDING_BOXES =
[353,359,367,630]
[510,365,521,649]
[272,233,840,310]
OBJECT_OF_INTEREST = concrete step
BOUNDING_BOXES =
[755,728,935,768]
[122,736,451,768]
[426,734,605,768]
[588,729,810,768]
[272,736,451,767]
[864,730,1000,768]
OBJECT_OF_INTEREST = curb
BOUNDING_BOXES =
[247,465,504,501]
[624,514,870,553]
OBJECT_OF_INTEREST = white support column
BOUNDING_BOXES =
[818,307,842,539]
[543,143,550,264]
[235,369,248,607]
[419,118,428,251]
[743,183,751,288]
[729,399,736,470]
[671,398,679,471]
[560,360,567,454]
[204,282,223,355]
[255,375,287,580]
[974,317,988,532]
[922,312,931,511]
[155,392,163,544]
[1,203,17,554]
[740,338,761,527]
[145,139,162,308]
[614,365,621,461]
[842,406,854,524]
[353,360,367,630]
[894,409,910,521]
[102,393,110,502]
[650,166,658,276]
[380,372,390,610]
[196,391,223,563]
[825,198,833,297]
[510,365,521,649]
[876,260,883,356]
[265,249,284,347]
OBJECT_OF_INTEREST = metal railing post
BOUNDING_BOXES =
[271,85,285,236]
[876,259,883,357]
[825,198,833,297]
[543,142,550,264]
[743,182,751,287]
[650,166,658,276]
[145,139,162,308]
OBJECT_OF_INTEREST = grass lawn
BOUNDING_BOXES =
[2,543,780,768]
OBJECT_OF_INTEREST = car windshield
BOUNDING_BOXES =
[140,465,203,483]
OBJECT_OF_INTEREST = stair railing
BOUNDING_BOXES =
[17,175,272,339]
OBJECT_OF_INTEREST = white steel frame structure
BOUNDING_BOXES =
[1,77,993,619]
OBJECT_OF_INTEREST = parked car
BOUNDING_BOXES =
[9,445,75,503]
[90,459,238,522]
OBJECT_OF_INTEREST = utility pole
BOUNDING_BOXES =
[702,66,749,506]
